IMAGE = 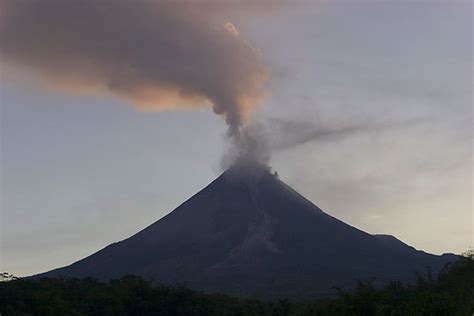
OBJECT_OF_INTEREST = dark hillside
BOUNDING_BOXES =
[2,257,473,315]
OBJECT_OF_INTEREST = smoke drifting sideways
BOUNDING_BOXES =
[0,0,268,157]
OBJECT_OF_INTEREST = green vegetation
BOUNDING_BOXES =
[1,257,472,316]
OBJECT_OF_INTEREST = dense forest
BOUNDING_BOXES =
[1,256,472,316]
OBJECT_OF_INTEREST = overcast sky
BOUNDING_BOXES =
[1,1,472,277]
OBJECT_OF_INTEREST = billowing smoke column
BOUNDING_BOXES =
[0,0,268,142]
[222,121,271,169]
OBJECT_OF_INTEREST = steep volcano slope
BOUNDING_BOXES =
[36,164,457,297]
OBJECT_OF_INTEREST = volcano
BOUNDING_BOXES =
[35,163,457,297]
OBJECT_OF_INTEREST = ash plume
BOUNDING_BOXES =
[221,123,271,170]
[0,0,268,138]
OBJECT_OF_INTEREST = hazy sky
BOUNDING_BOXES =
[1,1,472,277]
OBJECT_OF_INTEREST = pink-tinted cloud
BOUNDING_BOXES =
[0,0,269,135]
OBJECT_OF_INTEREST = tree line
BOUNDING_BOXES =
[0,256,472,315]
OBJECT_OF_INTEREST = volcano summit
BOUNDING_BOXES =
[36,163,457,297]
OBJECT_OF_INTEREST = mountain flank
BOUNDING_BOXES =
[35,163,458,297]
